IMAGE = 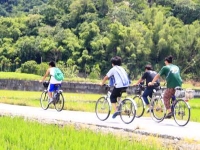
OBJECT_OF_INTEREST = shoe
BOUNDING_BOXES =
[112,111,120,119]
[165,112,173,119]
[146,108,153,113]
[48,98,53,104]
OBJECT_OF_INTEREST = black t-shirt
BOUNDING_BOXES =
[142,70,160,88]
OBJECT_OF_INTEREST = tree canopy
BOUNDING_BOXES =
[0,0,200,80]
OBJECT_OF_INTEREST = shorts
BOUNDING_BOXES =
[163,88,175,109]
[48,84,61,92]
[110,87,127,103]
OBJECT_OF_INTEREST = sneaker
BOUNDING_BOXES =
[112,111,120,119]
[48,98,53,104]
[165,112,173,119]
[146,108,153,113]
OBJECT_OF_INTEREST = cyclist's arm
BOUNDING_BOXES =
[40,69,50,82]
[100,75,109,86]
[134,78,143,86]
[148,74,160,86]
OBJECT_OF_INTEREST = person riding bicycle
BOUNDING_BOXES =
[134,64,160,113]
[148,55,182,118]
[40,61,62,104]
[100,56,130,119]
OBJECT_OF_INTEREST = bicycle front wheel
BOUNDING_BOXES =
[173,99,190,126]
[133,95,145,118]
[150,97,166,123]
[40,91,49,110]
[54,93,65,112]
[95,96,111,121]
[120,98,136,124]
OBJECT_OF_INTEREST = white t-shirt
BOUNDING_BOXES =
[106,66,129,88]
[49,67,62,84]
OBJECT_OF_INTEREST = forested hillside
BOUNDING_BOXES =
[0,0,200,80]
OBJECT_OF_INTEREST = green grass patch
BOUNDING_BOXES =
[1,72,200,89]
[1,90,200,122]
[0,116,164,150]
[0,72,101,83]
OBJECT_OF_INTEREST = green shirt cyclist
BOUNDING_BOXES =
[148,55,182,118]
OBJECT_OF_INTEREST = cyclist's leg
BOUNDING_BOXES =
[163,88,175,118]
[48,84,55,103]
[110,87,120,112]
[142,88,153,112]
[110,87,127,118]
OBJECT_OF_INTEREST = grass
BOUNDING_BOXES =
[1,72,200,89]
[0,116,165,150]
[0,90,200,122]
[0,72,101,83]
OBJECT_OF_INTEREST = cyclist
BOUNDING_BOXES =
[40,61,62,104]
[134,64,160,113]
[148,55,182,118]
[100,56,130,119]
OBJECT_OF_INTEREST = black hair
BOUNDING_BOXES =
[145,64,153,70]
[110,56,122,66]
[165,55,173,63]
[49,61,56,67]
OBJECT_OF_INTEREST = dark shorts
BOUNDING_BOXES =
[48,84,61,92]
[110,87,127,103]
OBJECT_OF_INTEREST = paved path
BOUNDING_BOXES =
[0,103,200,141]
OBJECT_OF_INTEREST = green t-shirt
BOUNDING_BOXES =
[159,64,182,88]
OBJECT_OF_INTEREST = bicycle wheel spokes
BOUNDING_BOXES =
[40,91,49,110]
[133,96,145,118]
[54,93,65,112]
[151,98,166,122]
[95,97,111,121]
[120,98,136,124]
[174,100,190,126]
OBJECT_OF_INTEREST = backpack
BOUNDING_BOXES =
[54,68,64,81]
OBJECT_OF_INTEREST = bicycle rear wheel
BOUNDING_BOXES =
[95,96,111,121]
[40,90,49,110]
[150,97,166,123]
[133,95,145,118]
[54,92,65,112]
[120,98,136,124]
[173,99,190,126]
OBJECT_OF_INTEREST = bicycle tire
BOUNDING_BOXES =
[120,98,136,124]
[133,95,145,118]
[95,96,111,121]
[54,92,65,112]
[40,90,49,110]
[173,99,190,126]
[150,96,166,123]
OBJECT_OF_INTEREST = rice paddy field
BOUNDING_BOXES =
[0,90,200,122]
[0,116,165,150]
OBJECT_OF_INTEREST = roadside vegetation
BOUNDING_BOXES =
[0,116,165,150]
[0,90,200,122]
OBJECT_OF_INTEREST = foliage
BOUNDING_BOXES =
[0,90,200,122]
[0,116,165,149]
[0,0,200,80]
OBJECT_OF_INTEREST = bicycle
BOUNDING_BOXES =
[95,85,137,124]
[133,82,164,118]
[150,87,194,126]
[40,81,65,112]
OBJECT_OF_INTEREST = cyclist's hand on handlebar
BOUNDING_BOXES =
[39,80,43,83]
[99,82,104,86]
[148,82,153,86]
